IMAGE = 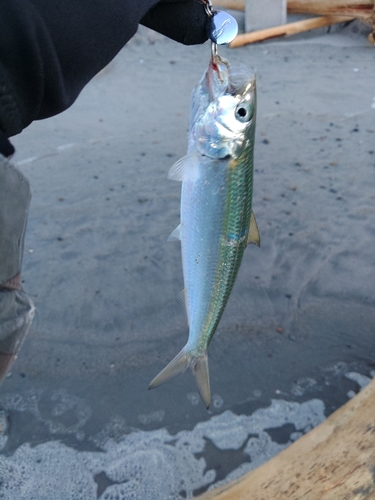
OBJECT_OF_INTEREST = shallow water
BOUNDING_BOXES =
[1,21,375,499]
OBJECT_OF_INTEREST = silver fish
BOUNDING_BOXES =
[149,55,259,408]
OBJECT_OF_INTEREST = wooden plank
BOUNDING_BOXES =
[212,0,246,11]
[213,0,375,22]
[198,378,375,499]
[229,15,353,47]
[288,0,375,21]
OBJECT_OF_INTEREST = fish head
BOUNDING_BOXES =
[191,59,256,160]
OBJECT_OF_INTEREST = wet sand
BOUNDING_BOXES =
[1,16,374,499]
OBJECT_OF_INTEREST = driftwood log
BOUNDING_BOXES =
[212,0,375,44]
[287,0,375,21]
[213,0,374,19]
[198,377,375,499]
[229,15,354,46]
[212,0,245,10]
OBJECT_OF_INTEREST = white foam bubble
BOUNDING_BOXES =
[0,398,326,499]
[0,388,43,417]
[138,409,165,425]
[0,388,91,442]
[187,392,200,406]
[291,377,317,396]
[99,482,138,500]
[0,441,97,500]
[212,395,224,409]
[0,410,8,450]
[345,372,372,389]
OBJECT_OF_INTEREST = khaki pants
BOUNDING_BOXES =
[0,155,34,383]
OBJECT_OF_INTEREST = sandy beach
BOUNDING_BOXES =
[0,14,374,499]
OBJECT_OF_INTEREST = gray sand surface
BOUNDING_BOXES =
[0,17,375,499]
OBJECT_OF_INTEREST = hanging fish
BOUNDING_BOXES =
[149,53,259,408]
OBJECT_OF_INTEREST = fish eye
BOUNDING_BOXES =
[235,101,254,123]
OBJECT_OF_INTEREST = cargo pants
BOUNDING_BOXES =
[0,154,34,384]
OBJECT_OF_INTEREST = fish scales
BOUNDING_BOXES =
[149,55,259,408]
[185,153,254,354]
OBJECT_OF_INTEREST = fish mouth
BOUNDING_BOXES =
[207,57,230,101]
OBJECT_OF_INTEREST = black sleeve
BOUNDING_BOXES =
[0,0,208,145]
[141,1,208,46]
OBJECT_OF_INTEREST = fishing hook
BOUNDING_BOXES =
[202,0,219,64]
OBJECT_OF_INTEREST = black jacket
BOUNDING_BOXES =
[0,0,208,155]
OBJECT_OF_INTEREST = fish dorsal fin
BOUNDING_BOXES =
[247,210,260,247]
[192,354,210,409]
[168,224,181,242]
[168,153,200,182]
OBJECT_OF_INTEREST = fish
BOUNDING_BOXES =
[149,54,259,408]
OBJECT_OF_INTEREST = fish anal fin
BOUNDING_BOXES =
[168,154,200,182]
[247,210,260,247]
[168,224,181,242]
[192,353,210,409]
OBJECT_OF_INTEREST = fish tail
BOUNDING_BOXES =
[191,354,210,409]
[148,347,211,408]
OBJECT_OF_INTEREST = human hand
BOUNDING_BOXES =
[0,0,210,138]
[141,0,209,45]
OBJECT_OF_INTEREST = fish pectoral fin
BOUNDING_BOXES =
[247,210,260,247]
[168,224,181,242]
[168,153,200,182]
[192,354,210,409]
